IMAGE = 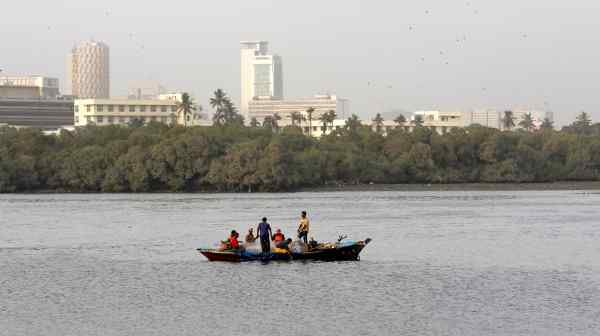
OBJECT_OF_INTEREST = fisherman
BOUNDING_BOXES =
[245,228,257,243]
[308,236,319,249]
[229,230,240,250]
[256,217,272,254]
[272,228,285,242]
[276,238,293,250]
[297,211,310,244]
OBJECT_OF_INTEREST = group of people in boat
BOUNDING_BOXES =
[223,211,312,254]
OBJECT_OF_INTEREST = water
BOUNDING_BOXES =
[1,190,599,335]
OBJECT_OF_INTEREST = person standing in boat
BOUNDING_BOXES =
[257,217,272,255]
[297,211,310,244]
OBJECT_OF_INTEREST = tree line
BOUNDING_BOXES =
[1,90,599,192]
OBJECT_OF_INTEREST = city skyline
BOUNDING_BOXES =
[2,1,600,126]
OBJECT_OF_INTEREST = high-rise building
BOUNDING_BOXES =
[68,40,110,99]
[240,41,283,119]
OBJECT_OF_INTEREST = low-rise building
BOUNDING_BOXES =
[74,95,205,127]
[465,109,502,129]
[0,98,74,129]
[0,76,60,99]
[248,95,350,122]
[75,98,178,126]
[0,76,73,129]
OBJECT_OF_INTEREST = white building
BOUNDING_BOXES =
[248,95,349,122]
[74,95,206,127]
[465,109,502,129]
[68,40,110,99]
[0,76,60,99]
[240,41,283,119]
[511,108,554,129]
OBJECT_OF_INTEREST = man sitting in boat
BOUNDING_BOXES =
[229,230,240,250]
[245,228,257,243]
[219,230,241,251]
[275,238,293,250]
[272,229,285,242]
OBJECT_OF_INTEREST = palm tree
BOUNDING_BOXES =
[372,113,385,134]
[413,114,424,127]
[574,111,592,128]
[211,89,228,125]
[326,110,337,129]
[210,89,227,111]
[249,117,260,128]
[540,117,554,131]
[262,116,275,132]
[519,112,535,132]
[319,112,329,133]
[394,114,406,126]
[290,111,302,127]
[306,107,315,137]
[502,110,516,131]
[176,93,196,127]
[272,113,282,132]
[344,114,362,134]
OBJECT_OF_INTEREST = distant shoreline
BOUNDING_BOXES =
[5,181,600,195]
[300,181,600,192]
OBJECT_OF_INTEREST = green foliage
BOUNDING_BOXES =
[1,116,600,193]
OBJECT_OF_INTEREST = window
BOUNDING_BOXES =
[107,105,114,112]
[86,116,92,123]
[171,106,177,112]
[150,105,157,112]
[97,105,104,112]
[151,116,157,121]
[139,105,146,112]
[254,64,272,97]
[161,106,167,113]
[119,117,126,123]
[129,105,135,112]
[96,116,104,123]
[161,116,168,123]
[86,105,91,112]
[75,116,79,123]
[74,105,79,113]
[119,105,125,112]
[107,116,114,124]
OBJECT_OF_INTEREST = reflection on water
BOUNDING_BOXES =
[1,190,600,335]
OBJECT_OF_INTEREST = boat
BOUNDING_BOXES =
[197,237,372,263]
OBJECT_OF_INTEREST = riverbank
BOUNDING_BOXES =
[302,181,600,192]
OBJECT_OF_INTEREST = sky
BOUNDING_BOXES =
[2,0,600,126]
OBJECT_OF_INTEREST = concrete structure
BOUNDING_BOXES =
[74,95,205,127]
[68,40,110,98]
[511,108,554,130]
[465,109,502,129]
[248,95,349,122]
[0,98,74,129]
[0,76,73,128]
[240,41,283,119]
[128,81,167,100]
[411,111,464,133]
[0,76,60,99]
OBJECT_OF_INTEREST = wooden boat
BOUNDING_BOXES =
[197,238,371,263]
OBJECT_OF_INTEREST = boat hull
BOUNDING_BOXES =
[197,238,371,263]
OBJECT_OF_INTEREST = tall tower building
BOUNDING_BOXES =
[68,40,110,98]
[240,41,283,119]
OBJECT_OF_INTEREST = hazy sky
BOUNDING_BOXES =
[2,0,600,126]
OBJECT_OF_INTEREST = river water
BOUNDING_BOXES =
[1,190,599,335]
